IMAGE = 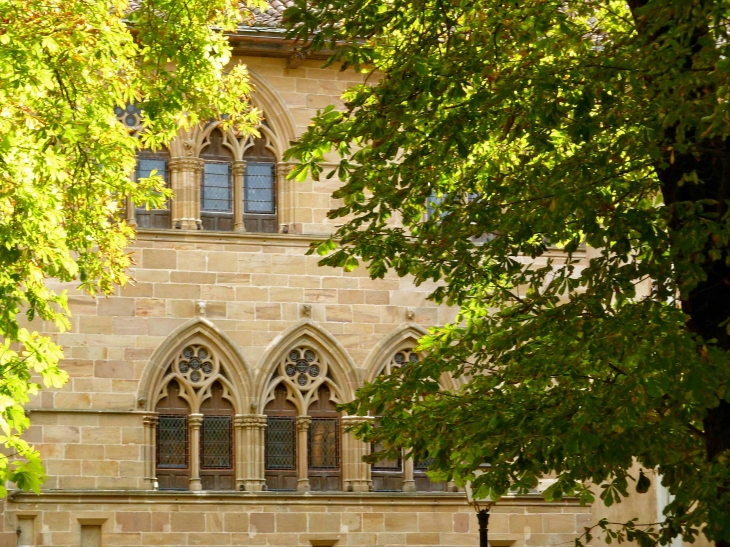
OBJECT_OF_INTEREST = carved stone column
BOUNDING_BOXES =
[403,457,416,492]
[126,196,137,228]
[142,413,158,489]
[341,415,373,492]
[296,416,311,491]
[237,414,267,491]
[188,414,204,491]
[232,161,247,233]
[276,161,297,233]
[169,157,203,230]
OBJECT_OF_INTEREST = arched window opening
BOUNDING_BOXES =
[199,381,234,491]
[308,384,340,491]
[243,137,277,233]
[264,383,298,491]
[135,148,171,229]
[262,343,344,492]
[151,339,244,492]
[369,346,446,492]
[155,380,190,490]
[200,129,234,231]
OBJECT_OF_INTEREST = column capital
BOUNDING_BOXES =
[296,415,312,432]
[341,415,374,427]
[189,414,204,428]
[169,157,204,172]
[142,413,159,427]
[234,414,268,428]
[232,160,247,177]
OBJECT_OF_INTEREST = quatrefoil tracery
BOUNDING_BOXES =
[280,346,324,390]
[176,344,217,385]
[382,348,420,376]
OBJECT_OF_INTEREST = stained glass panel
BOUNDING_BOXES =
[202,162,232,212]
[157,415,188,469]
[266,417,296,470]
[201,416,232,469]
[309,418,339,470]
[245,162,275,213]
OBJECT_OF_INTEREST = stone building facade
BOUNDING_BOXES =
[0,9,592,547]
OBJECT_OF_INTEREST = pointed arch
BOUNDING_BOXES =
[362,323,458,390]
[248,69,298,160]
[255,319,358,413]
[139,317,253,414]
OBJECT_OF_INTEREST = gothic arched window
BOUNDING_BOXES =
[263,345,342,491]
[370,347,446,492]
[153,342,238,491]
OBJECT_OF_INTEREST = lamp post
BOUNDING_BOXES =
[465,467,493,547]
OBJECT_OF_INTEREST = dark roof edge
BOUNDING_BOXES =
[228,26,332,60]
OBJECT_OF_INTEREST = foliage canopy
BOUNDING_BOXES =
[0,0,263,494]
[285,0,730,544]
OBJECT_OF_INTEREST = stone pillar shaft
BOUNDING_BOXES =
[232,161,246,233]
[188,414,204,491]
[169,157,203,230]
[142,413,158,489]
[296,416,311,491]
[403,457,416,492]
[341,415,373,492]
[237,414,267,491]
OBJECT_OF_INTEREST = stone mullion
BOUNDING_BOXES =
[296,416,311,491]
[142,413,159,490]
[234,415,246,490]
[403,457,416,492]
[277,161,296,232]
[188,414,204,491]
[341,415,373,492]
[169,157,203,230]
[232,161,247,232]
[234,414,267,491]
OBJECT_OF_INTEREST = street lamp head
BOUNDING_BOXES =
[465,466,494,504]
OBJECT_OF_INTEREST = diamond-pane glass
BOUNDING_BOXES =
[371,441,402,471]
[415,457,434,471]
[157,415,188,469]
[201,416,232,469]
[202,162,232,212]
[309,418,339,470]
[245,162,275,213]
[266,417,296,470]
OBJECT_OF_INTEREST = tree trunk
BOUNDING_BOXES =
[658,140,730,547]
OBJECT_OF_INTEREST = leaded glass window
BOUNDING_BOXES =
[245,162,275,213]
[200,415,232,469]
[371,441,402,471]
[202,162,232,212]
[137,158,167,186]
[157,415,188,469]
[266,417,296,470]
[415,457,435,471]
[309,417,339,470]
